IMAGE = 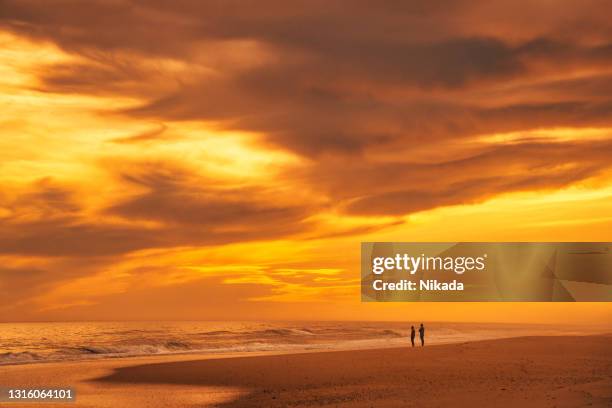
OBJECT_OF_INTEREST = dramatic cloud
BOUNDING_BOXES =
[312,138,612,214]
[106,161,312,229]
[1,0,611,320]
[0,164,316,257]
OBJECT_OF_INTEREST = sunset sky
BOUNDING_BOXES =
[1,0,611,324]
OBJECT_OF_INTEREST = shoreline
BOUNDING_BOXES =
[2,329,610,368]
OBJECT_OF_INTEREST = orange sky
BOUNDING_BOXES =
[0,0,611,324]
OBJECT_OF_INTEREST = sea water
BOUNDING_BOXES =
[0,321,607,365]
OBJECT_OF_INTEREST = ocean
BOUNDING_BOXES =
[0,321,607,365]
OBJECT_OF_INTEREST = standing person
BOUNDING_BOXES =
[419,323,425,346]
[410,326,416,347]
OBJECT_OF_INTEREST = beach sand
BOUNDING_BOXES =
[1,335,610,407]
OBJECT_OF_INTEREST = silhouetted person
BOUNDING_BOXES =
[419,323,425,346]
[410,326,415,347]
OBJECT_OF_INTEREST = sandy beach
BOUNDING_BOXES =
[1,334,610,407]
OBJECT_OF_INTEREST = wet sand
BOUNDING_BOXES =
[1,335,610,407]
